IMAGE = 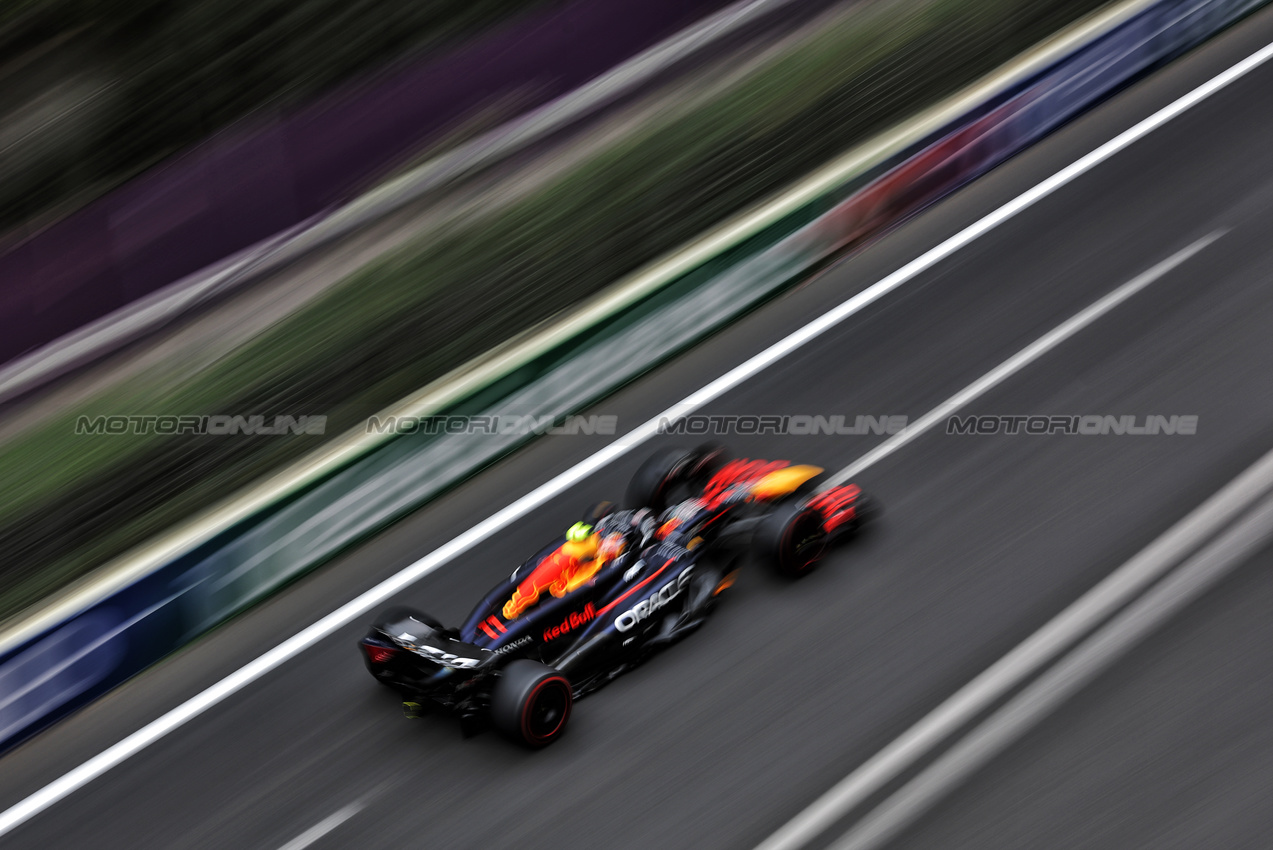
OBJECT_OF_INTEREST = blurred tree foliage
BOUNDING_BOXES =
[0,0,1116,617]
[0,0,544,232]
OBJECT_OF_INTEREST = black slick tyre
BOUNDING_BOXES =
[757,501,828,577]
[625,444,729,511]
[491,660,574,748]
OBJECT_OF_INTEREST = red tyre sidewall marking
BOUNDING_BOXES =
[783,510,824,573]
[521,676,572,743]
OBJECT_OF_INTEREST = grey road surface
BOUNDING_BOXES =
[892,545,1273,850]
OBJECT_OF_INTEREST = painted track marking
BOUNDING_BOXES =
[276,801,364,850]
[826,491,1273,850]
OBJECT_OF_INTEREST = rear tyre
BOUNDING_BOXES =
[491,660,574,748]
[757,501,828,577]
[625,444,730,511]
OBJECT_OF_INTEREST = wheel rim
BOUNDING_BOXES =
[524,678,571,742]
[784,512,826,572]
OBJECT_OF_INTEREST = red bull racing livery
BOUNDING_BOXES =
[358,444,875,747]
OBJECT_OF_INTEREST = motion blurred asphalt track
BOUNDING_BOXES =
[5,8,1273,849]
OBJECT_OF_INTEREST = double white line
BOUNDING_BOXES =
[759,446,1273,850]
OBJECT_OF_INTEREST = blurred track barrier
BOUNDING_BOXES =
[0,0,1264,753]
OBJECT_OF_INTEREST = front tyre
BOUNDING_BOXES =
[625,444,729,511]
[848,491,880,532]
[491,660,574,748]
[756,501,828,577]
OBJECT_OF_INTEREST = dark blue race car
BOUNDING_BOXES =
[358,444,875,747]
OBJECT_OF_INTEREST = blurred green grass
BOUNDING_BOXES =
[0,0,1112,620]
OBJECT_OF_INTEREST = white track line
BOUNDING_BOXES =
[828,492,1273,850]
[276,800,365,850]
[2,32,1270,843]
[822,232,1223,488]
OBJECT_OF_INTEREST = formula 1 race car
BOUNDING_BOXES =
[358,445,875,747]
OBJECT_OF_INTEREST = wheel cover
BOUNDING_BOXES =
[523,678,572,742]
[784,512,827,572]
